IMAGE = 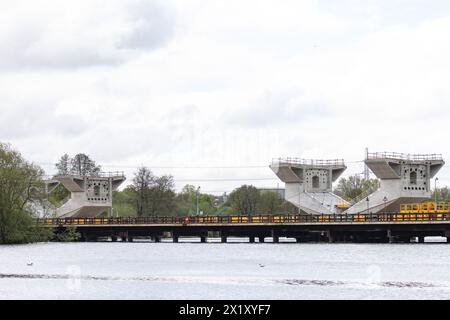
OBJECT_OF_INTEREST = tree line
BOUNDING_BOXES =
[111,169,298,217]
[0,143,51,243]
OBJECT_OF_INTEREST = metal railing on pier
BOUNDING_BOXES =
[53,171,125,178]
[367,152,443,161]
[272,158,345,167]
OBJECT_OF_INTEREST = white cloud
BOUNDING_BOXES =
[2,0,450,192]
[0,0,175,69]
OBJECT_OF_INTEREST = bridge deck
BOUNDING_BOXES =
[39,212,450,227]
[38,213,450,243]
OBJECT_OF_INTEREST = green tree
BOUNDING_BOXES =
[334,176,380,202]
[432,187,450,202]
[176,185,198,216]
[279,199,299,214]
[55,226,81,242]
[130,167,176,216]
[47,184,70,207]
[112,187,137,217]
[228,185,260,215]
[258,191,283,214]
[174,185,220,216]
[0,143,51,244]
[215,205,234,216]
[147,175,177,216]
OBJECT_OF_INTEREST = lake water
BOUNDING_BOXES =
[1,237,450,300]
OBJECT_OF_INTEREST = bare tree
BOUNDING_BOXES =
[55,154,71,175]
[70,153,101,176]
[133,167,154,217]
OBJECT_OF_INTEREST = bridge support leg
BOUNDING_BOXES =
[271,230,279,243]
[121,236,126,242]
[259,237,265,243]
[327,231,334,243]
[387,230,394,244]
[221,236,227,243]
[200,236,207,243]
[127,236,133,242]
[173,235,179,243]
[84,235,97,242]
[154,236,161,243]
[447,237,450,244]
[249,237,255,243]
[111,236,117,242]
[418,236,425,243]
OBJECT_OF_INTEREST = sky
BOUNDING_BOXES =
[1,0,450,194]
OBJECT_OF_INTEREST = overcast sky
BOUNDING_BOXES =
[2,0,450,194]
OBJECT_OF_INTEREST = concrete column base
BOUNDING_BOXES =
[200,236,207,243]
[418,236,425,243]
[259,237,265,243]
[327,231,334,243]
[221,236,227,243]
[249,237,255,243]
[271,230,279,243]
[387,230,394,243]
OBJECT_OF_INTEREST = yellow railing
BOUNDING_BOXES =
[39,212,450,226]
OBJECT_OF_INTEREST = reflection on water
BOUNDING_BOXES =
[0,239,450,299]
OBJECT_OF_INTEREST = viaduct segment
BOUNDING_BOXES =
[345,152,444,214]
[47,172,126,218]
[270,158,350,215]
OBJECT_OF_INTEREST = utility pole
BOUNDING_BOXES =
[366,197,370,215]
[298,183,301,214]
[196,186,200,216]
[435,177,439,212]
[364,147,370,180]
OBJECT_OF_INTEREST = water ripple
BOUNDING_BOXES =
[0,273,444,289]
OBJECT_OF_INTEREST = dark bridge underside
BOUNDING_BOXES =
[54,223,450,244]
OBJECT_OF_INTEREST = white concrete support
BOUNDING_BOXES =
[345,152,444,214]
[50,172,126,218]
[270,158,350,215]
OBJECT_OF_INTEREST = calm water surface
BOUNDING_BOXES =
[1,238,450,299]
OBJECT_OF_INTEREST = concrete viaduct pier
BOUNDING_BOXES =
[45,172,126,218]
[346,152,444,214]
[270,158,350,215]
